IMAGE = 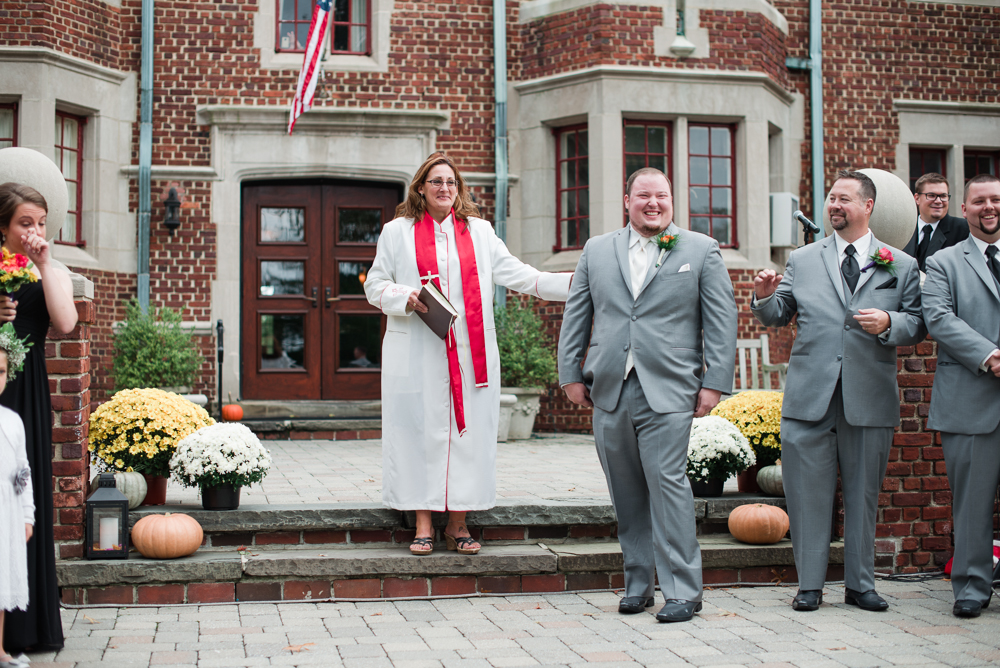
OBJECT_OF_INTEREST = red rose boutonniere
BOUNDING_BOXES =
[654,230,680,267]
[860,247,896,276]
[0,247,37,293]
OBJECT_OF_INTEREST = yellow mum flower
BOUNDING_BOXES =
[88,388,215,475]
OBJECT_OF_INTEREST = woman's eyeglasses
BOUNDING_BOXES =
[426,179,457,189]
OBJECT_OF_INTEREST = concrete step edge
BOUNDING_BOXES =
[58,537,836,588]
[129,496,786,532]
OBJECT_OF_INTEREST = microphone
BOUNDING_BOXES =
[793,210,821,234]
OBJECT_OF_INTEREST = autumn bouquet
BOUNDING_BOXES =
[0,247,36,293]
[89,388,216,477]
[711,390,783,467]
[170,423,272,489]
[686,415,756,482]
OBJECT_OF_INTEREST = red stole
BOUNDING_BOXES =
[414,210,488,435]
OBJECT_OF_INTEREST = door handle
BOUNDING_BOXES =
[302,288,319,308]
[325,287,340,307]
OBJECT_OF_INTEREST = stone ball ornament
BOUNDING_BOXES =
[0,146,69,242]
[822,168,917,251]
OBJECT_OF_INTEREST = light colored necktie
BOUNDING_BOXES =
[630,237,648,298]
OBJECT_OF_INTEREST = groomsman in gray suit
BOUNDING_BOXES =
[752,170,925,612]
[558,167,737,623]
[922,173,1000,618]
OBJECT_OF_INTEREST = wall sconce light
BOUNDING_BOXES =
[164,187,181,235]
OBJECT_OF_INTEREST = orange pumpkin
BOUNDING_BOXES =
[727,503,789,545]
[131,512,204,559]
[221,404,243,421]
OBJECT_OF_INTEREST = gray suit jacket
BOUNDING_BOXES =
[923,236,1000,434]
[558,224,737,414]
[751,234,925,427]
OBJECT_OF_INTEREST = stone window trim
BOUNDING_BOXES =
[54,110,86,247]
[0,101,17,148]
[519,0,788,61]
[275,0,372,57]
[894,99,1000,217]
[256,0,391,73]
[0,47,136,273]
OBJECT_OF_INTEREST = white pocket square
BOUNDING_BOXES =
[678,264,691,273]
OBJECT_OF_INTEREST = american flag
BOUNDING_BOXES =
[288,0,332,134]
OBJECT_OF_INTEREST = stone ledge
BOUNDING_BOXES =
[58,544,556,587]
[128,496,777,534]
[245,419,382,433]
[548,535,837,572]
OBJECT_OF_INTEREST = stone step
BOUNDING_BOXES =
[239,400,382,420]
[58,536,844,605]
[244,419,382,441]
[129,496,787,550]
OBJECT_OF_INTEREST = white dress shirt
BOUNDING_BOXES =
[834,229,873,290]
[625,227,657,378]
[917,217,938,245]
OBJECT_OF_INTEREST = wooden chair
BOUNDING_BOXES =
[732,334,786,393]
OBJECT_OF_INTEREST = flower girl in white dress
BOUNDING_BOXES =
[0,322,33,668]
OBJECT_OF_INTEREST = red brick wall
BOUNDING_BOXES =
[874,338,952,572]
[773,0,1000,216]
[0,0,121,70]
[516,6,789,87]
[48,298,95,560]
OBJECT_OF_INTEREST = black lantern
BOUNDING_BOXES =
[164,187,181,235]
[85,473,130,560]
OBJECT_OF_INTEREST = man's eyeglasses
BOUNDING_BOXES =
[919,192,949,201]
[426,179,458,189]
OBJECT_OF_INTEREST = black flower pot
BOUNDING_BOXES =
[201,483,242,510]
[688,476,725,498]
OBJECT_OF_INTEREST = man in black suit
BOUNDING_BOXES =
[903,172,969,271]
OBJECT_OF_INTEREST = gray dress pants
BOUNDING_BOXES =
[592,371,702,602]
[781,381,893,592]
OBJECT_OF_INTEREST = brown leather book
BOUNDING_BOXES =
[417,282,458,339]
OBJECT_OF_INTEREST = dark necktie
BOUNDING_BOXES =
[916,224,933,270]
[842,244,860,294]
[987,245,1000,286]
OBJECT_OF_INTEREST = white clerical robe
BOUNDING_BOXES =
[365,215,571,511]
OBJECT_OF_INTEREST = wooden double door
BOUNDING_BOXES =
[241,182,401,400]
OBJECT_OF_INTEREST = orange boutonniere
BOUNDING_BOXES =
[654,230,680,267]
[0,248,36,293]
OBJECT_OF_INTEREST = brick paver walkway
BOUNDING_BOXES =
[160,434,737,507]
[27,578,1000,667]
[162,435,617,506]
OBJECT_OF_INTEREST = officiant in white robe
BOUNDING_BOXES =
[365,152,571,555]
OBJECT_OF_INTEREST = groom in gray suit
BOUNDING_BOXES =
[558,167,737,623]
[752,170,925,612]
[922,173,1000,618]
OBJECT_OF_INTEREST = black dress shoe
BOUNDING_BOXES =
[844,588,889,611]
[655,599,702,623]
[618,596,655,614]
[791,589,823,611]
[953,599,984,618]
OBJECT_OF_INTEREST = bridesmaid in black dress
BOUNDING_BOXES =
[0,184,78,654]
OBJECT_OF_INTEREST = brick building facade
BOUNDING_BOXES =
[1,0,998,569]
